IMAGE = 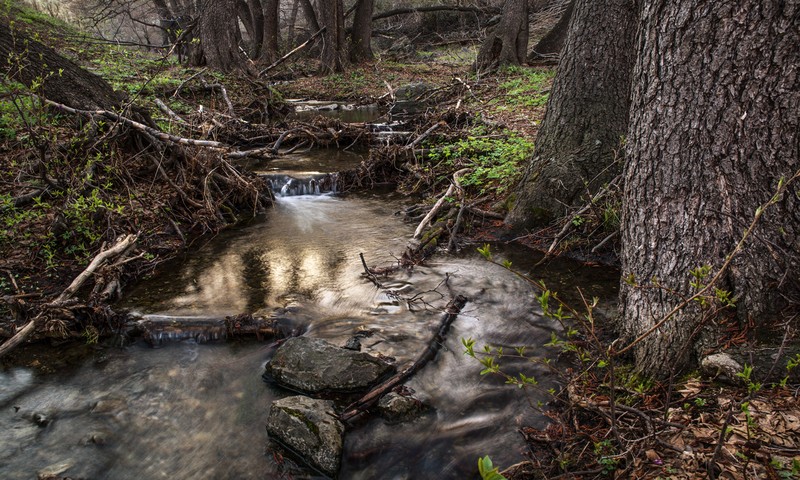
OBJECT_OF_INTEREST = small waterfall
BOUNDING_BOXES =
[263,173,339,197]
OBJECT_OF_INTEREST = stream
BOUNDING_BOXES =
[0,146,618,479]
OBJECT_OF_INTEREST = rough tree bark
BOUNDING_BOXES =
[349,0,374,64]
[191,0,246,72]
[261,0,280,63]
[619,1,800,378]
[317,0,346,73]
[475,0,528,71]
[528,0,573,63]
[0,20,125,110]
[505,0,638,229]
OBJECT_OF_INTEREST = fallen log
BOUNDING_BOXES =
[131,313,281,345]
[339,294,468,423]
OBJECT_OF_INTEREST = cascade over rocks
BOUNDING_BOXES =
[264,336,395,394]
[266,396,344,477]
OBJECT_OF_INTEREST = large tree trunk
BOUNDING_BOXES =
[528,0,573,63]
[192,0,246,72]
[349,0,374,64]
[505,0,637,229]
[317,0,346,73]
[0,20,125,110]
[619,1,800,378]
[475,0,528,71]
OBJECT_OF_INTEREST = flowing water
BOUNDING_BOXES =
[0,148,618,479]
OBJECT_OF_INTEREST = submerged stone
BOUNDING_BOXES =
[265,336,395,394]
[377,391,425,422]
[266,396,344,477]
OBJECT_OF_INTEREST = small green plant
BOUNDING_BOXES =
[477,455,507,480]
[427,131,534,195]
[593,440,618,475]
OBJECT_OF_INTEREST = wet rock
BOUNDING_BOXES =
[343,337,362,351]
[32,412,51,427]
[266,396,344,477]
[265,336,395,394]
[91,396,128,416]
[377,392,424,422]
[37,460,72,479]
[701,353,743,383]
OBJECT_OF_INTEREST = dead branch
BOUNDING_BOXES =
[412,168,470,239]
[172,67,208,97]
[405,121,444,151]
[259,27,326,76]
[154,98,187,124]
[536,174,621,265]
[0,234,138,359]
[56,234,138,303]
[339,294,469,423]
[372,5,500,21]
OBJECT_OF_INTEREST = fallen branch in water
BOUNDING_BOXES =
[339,294,468,423]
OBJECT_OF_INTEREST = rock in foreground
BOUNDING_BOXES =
[266,396,344,477]
[265,336,395,394]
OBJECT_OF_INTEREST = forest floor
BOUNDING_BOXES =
[1,3,798,479]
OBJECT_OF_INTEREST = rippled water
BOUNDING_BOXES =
[1,151,618,479]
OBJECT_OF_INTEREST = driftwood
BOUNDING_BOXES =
[339,294,468,423]
[0,234,138,359]
[133,313,280,346]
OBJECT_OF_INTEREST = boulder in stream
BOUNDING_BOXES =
[266,395,344,477]
[265,336,395,394]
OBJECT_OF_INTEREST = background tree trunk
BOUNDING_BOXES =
[528,0,573,63]
[261,0,280,63]
[192,0,245,72]
[475,0,528,71]
[317,0,346,73]
[286,0,300,48]
[238,0,264,59]
[619,0,800,378]
[0,20,125,110]
[349,0,374,63]
[505,0,637,229]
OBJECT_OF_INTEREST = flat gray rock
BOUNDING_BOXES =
[266,396,344,477]
[265,336,394,394]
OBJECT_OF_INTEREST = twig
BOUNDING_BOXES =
[405,121,443,150]
[154,98,186,124]
[172,67,208,97]
[259,27,326,76]
[591,231,617,253]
